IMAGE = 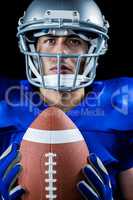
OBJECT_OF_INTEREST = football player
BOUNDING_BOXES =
[0,0,133,199]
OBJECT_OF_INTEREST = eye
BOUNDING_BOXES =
[39,37,56,46]
[68,38,82,47]
[47,38,56,45]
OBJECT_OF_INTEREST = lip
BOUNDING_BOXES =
[50,65,73,74]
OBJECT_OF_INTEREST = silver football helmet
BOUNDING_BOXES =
[17,0,109,91]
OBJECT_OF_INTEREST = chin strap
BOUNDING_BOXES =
[33,74,88,89]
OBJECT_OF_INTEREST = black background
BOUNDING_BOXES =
[0,0,133,80]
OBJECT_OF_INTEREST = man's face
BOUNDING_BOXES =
[36,35,88,75]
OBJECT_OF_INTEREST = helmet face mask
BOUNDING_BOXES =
[17,0,109,91]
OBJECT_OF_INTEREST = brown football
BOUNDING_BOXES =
[19,106,89,200]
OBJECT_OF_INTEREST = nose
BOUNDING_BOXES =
[50,38,68,62]
[52,38,69,54]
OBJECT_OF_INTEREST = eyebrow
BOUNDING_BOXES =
[40,35,82,39]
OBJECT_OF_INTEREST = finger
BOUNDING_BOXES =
[9,185,25,200]
[0,145,13,160]
[83,164,106,196]
[77,180,100,200]
[0,182,9,200]
[3,164,22,190]
[0,144,20,177]
[89,154,111,186]
[0,144,20,161]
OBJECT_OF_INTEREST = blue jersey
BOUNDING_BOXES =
[0,77,133,199]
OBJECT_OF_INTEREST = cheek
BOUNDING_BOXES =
[66,57,77,64]
[40,58,50,70]
[42,58,50,66]
[37,42,48,52]
[67,58,82,67]
[69,45,88,54]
